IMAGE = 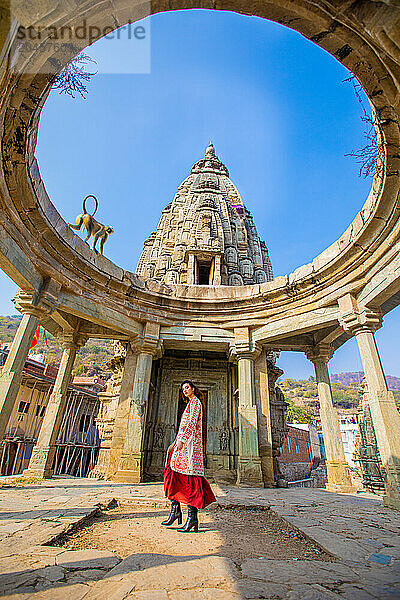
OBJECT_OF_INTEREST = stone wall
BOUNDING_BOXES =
[279,462,312,482]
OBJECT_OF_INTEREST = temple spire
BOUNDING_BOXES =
[136,143,274,286]
[205,141,215,157]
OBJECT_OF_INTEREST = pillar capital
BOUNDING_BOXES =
[131,322,163,358]
[229,342,262,363]
[229,327,262,362]
[56,331,87,351]
[132,338,163,359]
[13,291,49,319]
[339,306,382,336]
[13,280,62,319]
[305,343,334,365]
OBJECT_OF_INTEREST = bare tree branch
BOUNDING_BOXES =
[52,53,97,99]
[344,75,384,179]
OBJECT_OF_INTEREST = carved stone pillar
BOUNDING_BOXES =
[113,323,162,483]
[24,332,85,478]
[0,314,38,441]
[254,349,275,486]
[266,362,288,486]
[306,343,355,493]
[213,255,221,285]
[230,328,263,486]
[187,253,195,285]
[0,290,51,441]
[106,343,138,478]
[89,342,127,479]
[339,298,400,509]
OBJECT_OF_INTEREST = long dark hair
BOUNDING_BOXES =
[179,380,203,404]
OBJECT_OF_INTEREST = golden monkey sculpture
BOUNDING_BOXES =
[68,195,114,255]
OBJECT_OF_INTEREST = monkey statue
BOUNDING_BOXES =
[68,195,114,255]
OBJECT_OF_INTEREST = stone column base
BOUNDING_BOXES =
[260,452,275,487]
[236,456,264,487]
[111,452,144,483]
[325,460,356,493]
[382,464,400,511]
[384,495,400,510]
[23,445,55,479]
[88,446,110,479]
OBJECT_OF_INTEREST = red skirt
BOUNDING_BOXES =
[164,454,216,509]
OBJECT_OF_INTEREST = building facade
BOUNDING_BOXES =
[0,350,101,477]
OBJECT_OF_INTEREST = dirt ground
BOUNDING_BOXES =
[54,501,333,563]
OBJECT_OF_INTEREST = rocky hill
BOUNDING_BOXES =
[331,371,400,390]
[0,315,113,376]
[278,373,400,424]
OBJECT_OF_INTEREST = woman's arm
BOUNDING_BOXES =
[176,397,201,446]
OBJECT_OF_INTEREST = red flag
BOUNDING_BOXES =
[30,325,40,350]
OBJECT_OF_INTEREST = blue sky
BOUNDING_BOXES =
[1,9,399,378]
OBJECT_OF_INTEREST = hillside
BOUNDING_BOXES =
[331,371,400,390]
[0,315,114,376]
[279,373,400,424]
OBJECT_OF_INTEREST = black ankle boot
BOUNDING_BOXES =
[161,500,182,526]
[177,505,199,533]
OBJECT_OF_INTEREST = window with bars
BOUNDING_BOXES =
[79,413,91,433]
[17,401,30,414]
[36,405,46,418]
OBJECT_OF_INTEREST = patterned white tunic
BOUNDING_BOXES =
[170,395,204,476]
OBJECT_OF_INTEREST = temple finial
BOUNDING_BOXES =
[205,141,215,157]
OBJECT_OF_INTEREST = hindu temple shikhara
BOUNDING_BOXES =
[136,143,273,287]
[93,144,287,485]
[0,0,400,512]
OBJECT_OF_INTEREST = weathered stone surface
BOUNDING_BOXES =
[55,549,120,571]
[297,526,367,561]
[79,578,136,600]
[36,565,66,582]
[169,589,243,600]
[241,560,357,584]
[107,554,238,591]
[287,584,343,600]
[0,478,397,600]
[337,583,382,600]
[66,569,108,584]
[234,579,289,599]
[26,583,89,600]
[126,592,169,600]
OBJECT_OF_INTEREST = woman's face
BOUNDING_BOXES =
[182,383,194,397]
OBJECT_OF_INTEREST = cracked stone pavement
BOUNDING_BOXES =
[0,477,399,599]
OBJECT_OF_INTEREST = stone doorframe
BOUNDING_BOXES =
[145,363,235,483]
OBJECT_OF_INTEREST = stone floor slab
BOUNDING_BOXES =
[169,588,243,599]
[25,583,89,599]
[106,554,239,592]
[241,560,357,585]
[55,549,121,570]
[287,584,344,600]
[0,477,398,600]
[126,592,169,600]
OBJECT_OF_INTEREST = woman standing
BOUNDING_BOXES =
[162,380,216,532]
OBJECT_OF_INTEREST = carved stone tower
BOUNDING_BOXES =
[136,143,273,286]
[95,144,287,486]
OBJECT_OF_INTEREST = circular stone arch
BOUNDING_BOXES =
[0,1,400,343]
